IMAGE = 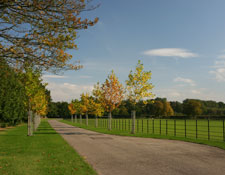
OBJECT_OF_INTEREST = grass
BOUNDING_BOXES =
[61,119,225,150]
[0,119,97,175]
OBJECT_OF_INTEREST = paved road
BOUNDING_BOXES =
[49,120,225,175]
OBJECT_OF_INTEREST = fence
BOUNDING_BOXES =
[68,117,225,142]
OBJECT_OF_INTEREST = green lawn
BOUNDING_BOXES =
[61,119,225,150]
[0,120,97,175]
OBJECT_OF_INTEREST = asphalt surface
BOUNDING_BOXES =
[49,120,225,175]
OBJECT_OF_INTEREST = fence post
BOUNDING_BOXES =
[85,112,88,126]
[208,120,210,140]
[184,119,186,138]
[137,119,139,133]
[108,112,112,130]
[95,116,98,128]
[142,120,144,133]
[160,119,161,135]
[71,114,73,123]
[147,119,149,133]
[223,120,225,142]
[196,120,198,139]
[75,114,77,123]
[79,114,82,124]
[153,119,154,134]
[122,119,124,130]
[125,120,127,131]
[129,119,130,131]
[166,120,168,136]
[131,110,136,134]
[174,120,176,136]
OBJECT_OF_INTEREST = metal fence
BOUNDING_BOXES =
[68,117,225,142]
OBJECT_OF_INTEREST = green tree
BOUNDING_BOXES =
[0,60,27,125]
[183,99,203,118]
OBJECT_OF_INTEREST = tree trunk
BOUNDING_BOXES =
[108,112,112,130]
[27,111,30,136]
[86,112,88,126]
[95,116,98,128]
[131,110,136,134]
[80,114,82,124]
[28,110,33,136]
[71,114,73,123]
[75,114,77,123]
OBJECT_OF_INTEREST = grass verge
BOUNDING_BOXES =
[0,119,97,175]
[61,119,225,150]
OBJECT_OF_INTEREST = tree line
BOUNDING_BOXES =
[48,98,225,119]
[0,0,99,130]
[0,59,50,126]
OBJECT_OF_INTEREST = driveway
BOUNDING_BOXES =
[49,120,225,175]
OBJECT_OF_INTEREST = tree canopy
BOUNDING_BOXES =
[0,0,98,72]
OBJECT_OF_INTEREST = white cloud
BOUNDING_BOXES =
[210,56,225,82]
[210,68,225,82]
[218,54,225,59]
[46,82,93,102]
[191,90,201,94]
[43,75,67,79]
[174,77,196,86]
[143,48,198,58]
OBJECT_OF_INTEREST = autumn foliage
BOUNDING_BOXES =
[101,70,124,113]
[0,0,99,72]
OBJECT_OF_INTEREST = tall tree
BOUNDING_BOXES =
[0,59,27,125]
[0,0,98,72]
[126,60,154,133]
[101,70,124,130]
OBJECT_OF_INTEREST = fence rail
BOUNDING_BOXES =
[67,117,225,142]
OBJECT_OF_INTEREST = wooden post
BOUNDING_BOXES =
[95,116,98,128]
[75,114,77,123]
[108,112,112,130]
[86,112,88,126]
[71,114,73,123]
[80,114,82,124]
[131,110,136,134]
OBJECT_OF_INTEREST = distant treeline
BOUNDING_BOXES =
[47,98,225,119]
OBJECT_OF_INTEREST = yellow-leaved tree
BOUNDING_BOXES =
[101,71,124,130]
[68,102,76,122]
[71,99,81,123]
[92,82,105,127]
[126,60,154,133]
[80,92,93,126]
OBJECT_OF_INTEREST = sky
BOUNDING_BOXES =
[43,0,225,103]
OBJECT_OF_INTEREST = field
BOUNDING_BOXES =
[62,118,225,150]
[0,120,97,175]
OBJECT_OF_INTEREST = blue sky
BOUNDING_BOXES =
[43,0,225,102]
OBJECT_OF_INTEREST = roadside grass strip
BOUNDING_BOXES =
[0,119,97,175]
[61,119,225,150]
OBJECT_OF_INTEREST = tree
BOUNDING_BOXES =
[0,59,27,125]
[80,92,93,125]
[91,82,104,126]
[0,0,99,72]
[101,70,124,130]
[183,99,202,118]
[68,103,76,115]
[126,60,154,133]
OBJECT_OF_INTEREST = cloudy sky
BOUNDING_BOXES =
[43,0,225,103]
